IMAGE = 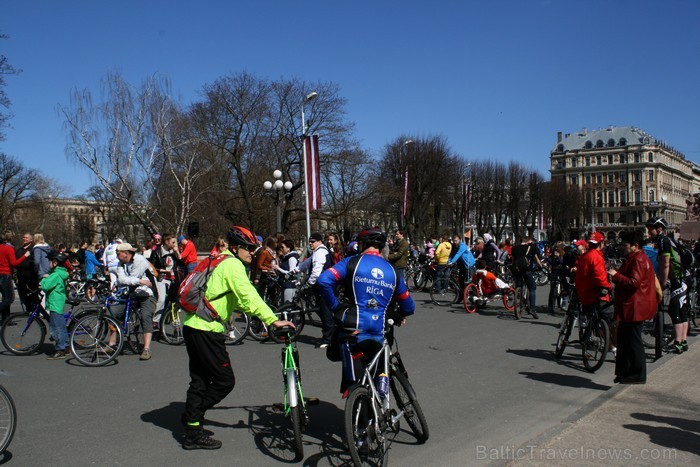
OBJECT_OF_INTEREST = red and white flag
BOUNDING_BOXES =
[304,135,321,212]
[402,167,410,217]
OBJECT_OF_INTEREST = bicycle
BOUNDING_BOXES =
[429,265,460,306]
[1,291,91,355]
[225,310,251,345]
[158,298,185,345]
[641,288,674,350]
[555,290,611,372]
[272,325,308,461]
[0,378,16,455]
[343,322,429,466]
[513,277,537,320]
[463,280,515,314]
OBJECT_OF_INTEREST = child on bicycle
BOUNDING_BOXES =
[40,251,70,360]
[472,260,509,296]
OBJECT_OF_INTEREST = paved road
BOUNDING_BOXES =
[0,286,635,465]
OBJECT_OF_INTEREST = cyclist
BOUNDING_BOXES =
[646,216,689,353]
[574,231,612,324]
[181,226,295,450]
[511,236,542,318]
[317,227,415,395]
[41,251,70,360]
[448,234,476,303]
[433,234,452,294]
[472,259,509,297]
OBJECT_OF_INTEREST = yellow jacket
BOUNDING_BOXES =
[434,242,452,265]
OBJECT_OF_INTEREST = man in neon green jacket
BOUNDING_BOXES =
[182,226,295,450]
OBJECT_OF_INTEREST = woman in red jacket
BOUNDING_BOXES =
[608,230,658,385]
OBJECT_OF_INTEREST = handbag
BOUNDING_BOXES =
[654,276,663,303]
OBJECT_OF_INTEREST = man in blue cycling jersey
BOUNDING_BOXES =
[317,227,415,394]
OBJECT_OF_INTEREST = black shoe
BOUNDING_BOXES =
[672,342,684,354]
[613,376,621,384]
[529,308,539,319]
[182,433,222,450]
[681,340,689,352]
[619,377,646,384]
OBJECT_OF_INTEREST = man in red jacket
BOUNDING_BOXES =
[178,235,198,273]
[0,231,31,322]
[574,231,612,312]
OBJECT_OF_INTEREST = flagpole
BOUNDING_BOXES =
[301,91,318,239]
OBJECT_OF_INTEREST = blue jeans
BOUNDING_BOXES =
[49,311,69,351]
[435,265,450,292]
[515,271,537,310]
[0,274,15,321]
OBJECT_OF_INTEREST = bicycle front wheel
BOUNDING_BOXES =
[160,304,185,345]
[430,278,459,306]
[225,311,250,345]
[555,313,574,359]
[502,288,516,311]
[513,288,525,319]
[390,371,429,443]
[582,318,609,373]
[70,314,123,367]
[125,311,143,354]
[0,384,16,454]
[344,386,388,467]
[271,303,306,344]
[463,283,479,313]
[1,312,47,355]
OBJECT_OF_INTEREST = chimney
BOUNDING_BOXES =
[557,131,562,143]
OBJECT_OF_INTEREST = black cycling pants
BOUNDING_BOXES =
[667,278,688,325]
[184,326,235,425]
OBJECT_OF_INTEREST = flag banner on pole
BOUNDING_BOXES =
[304,135,322,212]
[463,183,471,225]
[403,167,410,217]
[539,204,545,231]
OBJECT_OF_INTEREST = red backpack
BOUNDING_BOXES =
[178,254,232,322]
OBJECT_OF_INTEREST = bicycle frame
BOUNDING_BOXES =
[281,338,305,414]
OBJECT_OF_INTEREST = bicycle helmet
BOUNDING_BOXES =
[48,251,69,264]
[356,227,387,251]
[227,225,258,247]
[645,216,668,230]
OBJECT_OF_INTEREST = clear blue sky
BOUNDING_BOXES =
[3,0,700,196]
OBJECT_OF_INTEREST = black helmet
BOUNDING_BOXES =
[226,225,257,247]
[356,227,387,251]
[48,251,69,264]
[645,216,668,230]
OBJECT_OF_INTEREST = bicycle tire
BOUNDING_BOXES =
[344,386,388,467]
[463,283,479,313]
[502,288,516,311]
[0,384,17,454]
[555,313,574,359]
[160,304,185,345]
[248,317,270,341]
[513,288,525,319]
[389,370,429,443]
[224,311,250,345]
[70,314,123,367]
[582,318,609,373]
[641,309,674,349]
[430,278,459,306]
[1,312,47,356]
[271,303,306,344]
[125,311,143,354]
[534,270,549,286]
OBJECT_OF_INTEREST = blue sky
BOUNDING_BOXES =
[2,1,700,196]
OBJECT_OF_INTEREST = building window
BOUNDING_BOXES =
[586,192,592,206]
[585,156,591,166]
[608,212,615,223]
[608,191,615,206]
[620,153,627,164]
[597,212,604,224]
[607,139,615,147]
[608,154,614,164]
[634,152,640,163]
[596,140,604,148]
[649,189,655,202]
[619,172,626,183]
[634,170,642,182]
[597,173,603,184]
[596,155,602,165]
[648,152,654,162]
[607,172,614,183]
[649,170,654,181]
[557,159,565,169]
[585,141,592,149]
[570,174,578,185]
[556,144,564,152]
[571,157,577,168]
[635,189,641,204]
[619,211,627,223]
[619,138,627,146]
[585,174,591,185]
[620,190,627,205]
[596,192,603,207]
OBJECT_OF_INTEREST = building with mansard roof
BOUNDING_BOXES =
[550,126,700,240]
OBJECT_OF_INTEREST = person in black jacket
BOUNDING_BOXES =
[15,233,38,312]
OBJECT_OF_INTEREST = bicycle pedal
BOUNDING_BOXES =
[304,397,320,406]
[272,402,285,412]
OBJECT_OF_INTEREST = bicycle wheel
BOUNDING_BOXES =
[406,269,422,292]
[125,311,143,354]
[502,288,516,311]
[344,386,388,467]
[160,304,185,345]
[641,310,674,349]
[224,311,250,345]
[463,283,479,313]
[0,384,17,454]
[555,313,574,359]
[430,278,459,306]
[1,312,47,355]
[389,370,429,443]
[582,318,609,373]
[70,314,123,367]
[513,288,525,319]
[248,317,269,341]
[271,303,306,344]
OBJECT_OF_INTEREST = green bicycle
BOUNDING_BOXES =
[273,325,308,461]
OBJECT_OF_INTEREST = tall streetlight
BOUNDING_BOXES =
[301,91,318,238]
[401,140,413,230]
[264,169,293,234]
[462,162,472,244]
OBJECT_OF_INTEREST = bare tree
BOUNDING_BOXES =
[0,33,21,142]
[0,152,43,228]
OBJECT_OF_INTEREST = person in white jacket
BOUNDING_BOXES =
[103,238,122,287]
[306,232,334,348]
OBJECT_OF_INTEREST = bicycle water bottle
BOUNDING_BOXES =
[376,373,389,398]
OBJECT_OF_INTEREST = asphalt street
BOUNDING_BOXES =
[0,285,646,466]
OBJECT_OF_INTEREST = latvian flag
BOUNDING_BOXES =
[304,135,322,212]
[403,167,410,217]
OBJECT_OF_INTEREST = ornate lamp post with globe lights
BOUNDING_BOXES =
[264,170,293,234]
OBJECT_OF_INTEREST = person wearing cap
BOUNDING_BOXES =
[306,232,335,348]
[41,251,70,359]
[179,235,198,273]
[112,242,159,361]
[0,231,31,323]
[574,232,612,323]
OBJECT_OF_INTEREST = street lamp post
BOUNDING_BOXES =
[461,162,472,243]
[264,169,293,234]
[301,91,318,239]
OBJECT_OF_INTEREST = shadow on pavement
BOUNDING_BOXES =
[519,371,611,390]
[622,422,700,456]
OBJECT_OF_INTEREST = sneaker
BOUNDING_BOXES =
[611,347,617,358]
[672,342,684,354]
[529,308,539,319]
[182,433,222,450]
[681,340,689,352]
[139,348,152,360]
[47,350,67,360]
[314,340,330,349]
